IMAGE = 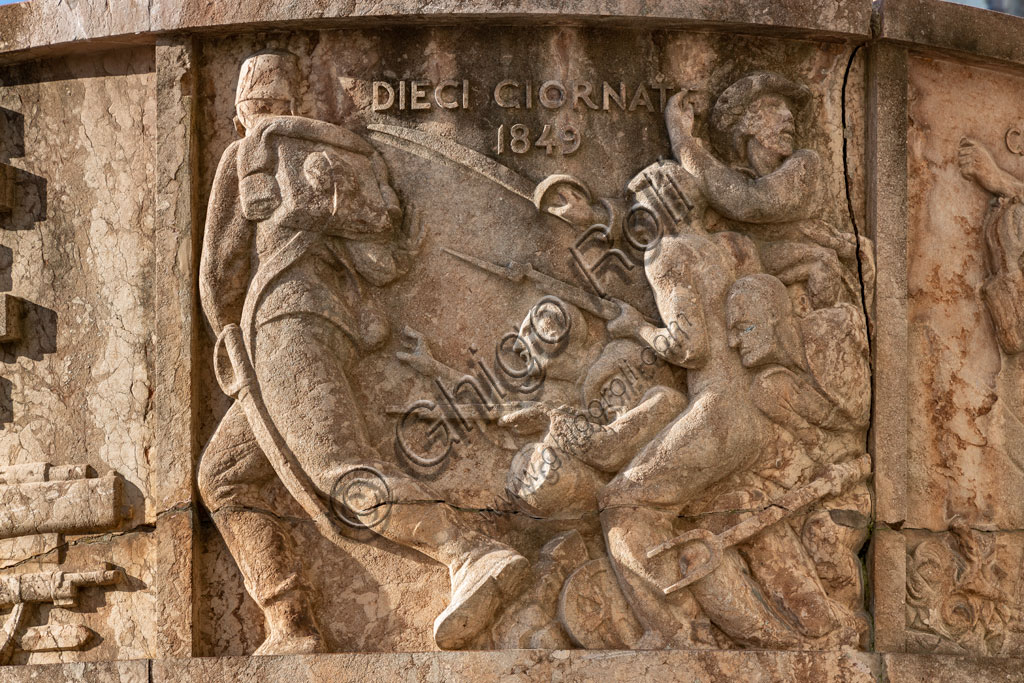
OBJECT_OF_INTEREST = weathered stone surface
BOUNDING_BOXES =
[905,55,1024,532]
[152,650,880,683]
[0,660,148,683]
[883,652,1024,683]
[879,0,1024,70]
[0,48,158,666]
[153,36,200,660]
[186,25,871,656]
[3,0,1024,676]
[0,0,873,62]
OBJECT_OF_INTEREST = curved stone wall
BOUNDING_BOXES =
[0,1,1020,680]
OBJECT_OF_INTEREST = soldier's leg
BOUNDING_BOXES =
[251,315,529,649]
[801,482,872,619]
[598,390,763,647]
[198,402,324,654]
[739,522,842,640]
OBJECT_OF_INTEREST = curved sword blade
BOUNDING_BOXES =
[368,123,535,201]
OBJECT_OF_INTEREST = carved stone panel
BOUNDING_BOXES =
[0,49,157,664]
[906,56,1024,533]
[9,0,1024,676]
[191,29,871,656]
[892,53,1024,657]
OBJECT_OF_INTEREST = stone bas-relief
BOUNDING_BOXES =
[10,0,1024,676]
[0,49,157,666]
[198,49,531,655]
[196,31,870,655]
[906,56,1024,533]
[900,54,1024,659]
[0,463,128,664]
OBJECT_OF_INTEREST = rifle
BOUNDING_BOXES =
[0,567,124,608]
[0,565,124,664]
[647,454,871,594]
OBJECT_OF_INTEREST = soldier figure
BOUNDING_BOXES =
[198,49,528,655]
[598,73,870,649]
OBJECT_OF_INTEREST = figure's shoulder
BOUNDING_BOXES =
[801,302,863,336]
[253,115,376,157]
[216,139,242,165]
[710,230,762,275]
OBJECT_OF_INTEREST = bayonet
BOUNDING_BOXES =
[443,248,621,321]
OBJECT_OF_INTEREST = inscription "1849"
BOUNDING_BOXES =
[494,124,581,156]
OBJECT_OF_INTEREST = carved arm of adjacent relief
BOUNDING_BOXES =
[959,137,1024,353]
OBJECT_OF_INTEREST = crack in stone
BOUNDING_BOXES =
[840,42,874,464]
[0,524,155,571]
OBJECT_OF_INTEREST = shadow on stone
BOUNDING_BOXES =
[0,106,45,231]
[1,299,57,362]
[0,107,24,159]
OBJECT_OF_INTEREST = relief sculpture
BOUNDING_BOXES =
[200,49,872,654]
[0,463,127,664]
[198,50,533,655]
[959,135,1024,354]
[504,72,872,650]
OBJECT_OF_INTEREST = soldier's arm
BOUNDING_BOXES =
[575,386,687,473]
[959,138,1024,199]
[610,240,711,367]
[692,149,823,224]
[199,143,254,338]
[666,93,822,224]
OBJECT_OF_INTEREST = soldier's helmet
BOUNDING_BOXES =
[235,49,301,110]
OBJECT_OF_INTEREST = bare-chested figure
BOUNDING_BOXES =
[599,73,860,649]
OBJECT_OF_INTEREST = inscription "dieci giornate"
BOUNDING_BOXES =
[372,79,680,113]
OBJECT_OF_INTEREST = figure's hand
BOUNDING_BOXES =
[396,326,438,378]
[798,220,857,261]
[959,138,1003,193]
[498,404,551,435]
[394,204,425,276]
[607,299,647,340]
[665,92,696,140]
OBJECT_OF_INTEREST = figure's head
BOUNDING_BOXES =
[710,72,809,169]
[726,274,804,370]
[511,297,588,387]
[533,174,599,228]
[234,50,301,135]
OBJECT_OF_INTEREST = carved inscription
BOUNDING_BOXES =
[372,78,683,157]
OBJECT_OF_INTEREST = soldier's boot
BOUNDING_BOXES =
[433,541,531,650]
[212,508,326,655]
[254,588,326,655]
[334,467,532,650]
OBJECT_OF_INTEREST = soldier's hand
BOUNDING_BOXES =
[396,326,437,377]
[398,204,425,254]
[959,138,1001,190]
[607,299,646,340]
[665,92,696,139]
